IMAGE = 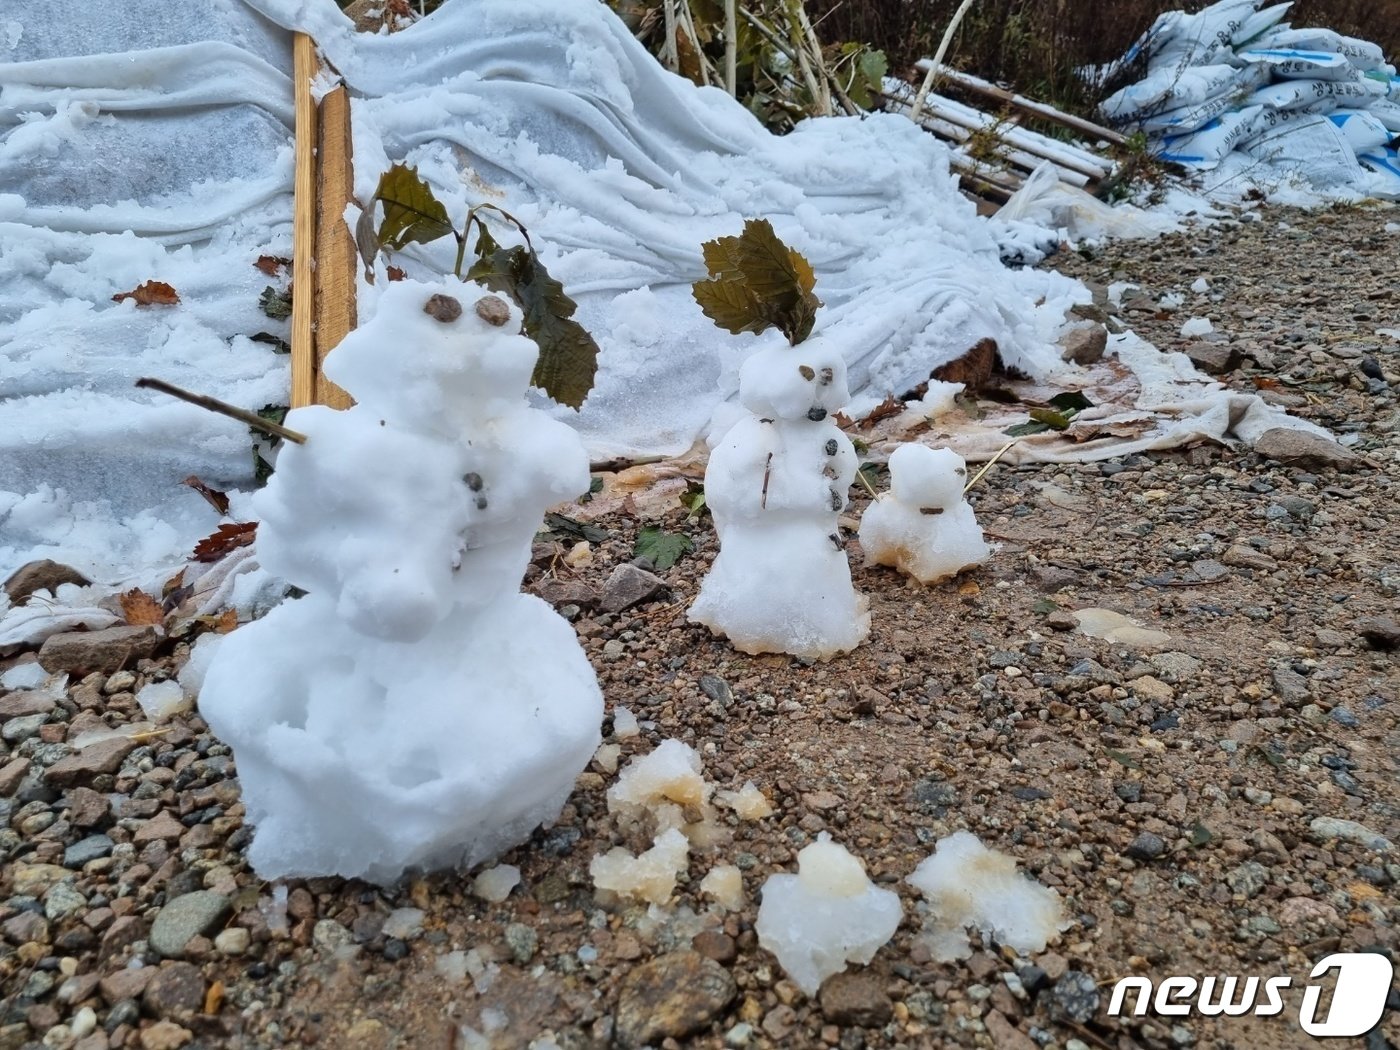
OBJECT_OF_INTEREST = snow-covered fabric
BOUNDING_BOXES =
[2,0,1080,586]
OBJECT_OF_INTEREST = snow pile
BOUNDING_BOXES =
[1097,0,1400,199]
[756,833,902,995]
[859,444,990,584]
[688,338,870,660]
[590,739,772,905]
[197,279,604,882]
[906,831,1069,962]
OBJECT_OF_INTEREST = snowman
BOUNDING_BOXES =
[858,443,990,584]
[199,279,603,883]
[688,335,870,659]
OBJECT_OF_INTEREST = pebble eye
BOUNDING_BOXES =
[807,407,827,422]
[798,365,815,381]
[824,438,838,455]
[819,367,833,386]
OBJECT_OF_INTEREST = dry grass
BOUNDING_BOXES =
[808,0,1400,116]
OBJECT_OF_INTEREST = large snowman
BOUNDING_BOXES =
[199,280,603,883]
[688,335,870,659]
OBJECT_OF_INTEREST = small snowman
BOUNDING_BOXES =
[688,335,870,659]
[858,444,990,584]
[199,279,603,883]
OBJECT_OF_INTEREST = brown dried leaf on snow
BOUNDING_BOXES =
[193,522,257,563]
[119,588,166,627]
[253,255,290,276]
[182,476,231,517]
[112,280,180,306]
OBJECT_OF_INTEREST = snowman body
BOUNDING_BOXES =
[859,444,990,584]
[689,338,869,659]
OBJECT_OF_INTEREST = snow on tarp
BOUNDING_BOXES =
[1095,0,1400,201]
[0,0,1341,600]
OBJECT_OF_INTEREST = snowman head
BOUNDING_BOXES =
[324,278,536,428]
[889,444,967,510]
[738,338,851,422]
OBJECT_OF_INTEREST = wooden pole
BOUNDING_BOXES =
[313,83,356,410]
[291,33,318,411]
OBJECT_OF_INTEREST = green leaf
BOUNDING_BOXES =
[539,512,610,544]
[259,286,292,321]
[682,489,707,519]
[1188,822,1213,847]
[1028,408,1072,431]
[693,218,821,345]
[1105,748,1141,771]
[373,163,454,251]
[466,244,600,409]
[1004,419,1052,437]
[1032,597,1059,614]
[249,332,290,354]
[633,526,693,570]
[1049,391,1095,413]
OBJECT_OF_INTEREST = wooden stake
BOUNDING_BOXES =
[314,81,356,410]
[291,33,318,411]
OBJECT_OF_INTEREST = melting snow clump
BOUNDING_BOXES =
[1072,607,1170,648]
[472,864,521,904]
[1180,316,1214,338]
[136,680,189,722]
[906,830,1068,962]
[700,864,746,911]
[589,827,690,905]
[859,444,990,584]
[198,279,603,882]
[756,832,902,995]
[605,738,716,838]
[689,336,869,659]
[715,780,774,820]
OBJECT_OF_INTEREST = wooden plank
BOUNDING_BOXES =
[883,97,1091,188]
[914,62,1129,148]
[290,33,318,411]
[313,83,356,411]
[921,95,1112,181]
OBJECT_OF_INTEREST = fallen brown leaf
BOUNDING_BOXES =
[253,255,290,276]
[193,522,257,563]
[386,265,407,282]
[112,280,180,306]
[119,588,165,627]
[182,475,231,517]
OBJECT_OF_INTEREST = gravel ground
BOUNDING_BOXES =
[2,202,1398,1050]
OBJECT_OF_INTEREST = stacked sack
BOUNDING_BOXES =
[1097,0,1400,197]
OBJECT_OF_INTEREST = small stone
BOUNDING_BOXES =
[99,916,148,962]
[474,295,511,327]
[99,969,154,1004]
[312,919,354,952]
[43,738,140,787]
[213,928,250,956]
[984,1009,1038,1050]
[1051,971,1100,1023]
[1309,817,1392,852]
[148,892,232,959]
[44,881,87,921]
[1270,666,1310,705]
[69,1007,97,1040]
[1225,861,1268,898]
[139,1020,192,1050]
[1356,616,1400,650]
[0,758,32,797]
[3,560,91,605]
[819,971,893,1027]
[600,564,667,613]
[1252,428,1355,470]
[1059,323,1107,365]
[2,911,48,945]
[2,713,47,743]
[1130,676,1173,704]
[692,930,737,965]
[532,579,598,609]
[0,692,57,718]
[65,787,111,828]
[381,908,424,941]
[503,922,538,964]
[1184,342,1241,374]
[803,790,842,811]
[103,670,137,694]
[1045,609,1078,632]
[1125,832,1165,861]
[142,962,205,1021]
[615,951,738,1048]
[422,293,462,322]
[37,626,162,676]
[64,834,114,869]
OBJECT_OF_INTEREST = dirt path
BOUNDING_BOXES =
[2,203,1398,1050]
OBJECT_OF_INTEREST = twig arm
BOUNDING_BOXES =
[135,377,309,445]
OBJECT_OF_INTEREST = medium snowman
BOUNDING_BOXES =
[688,335,870,659]
[199,279,603,883]
[858,443,990,584]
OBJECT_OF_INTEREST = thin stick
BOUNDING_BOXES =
[910,0,979,122]
[723,0,738,96]
[856,465,879,498]
[135,377,308,445]
[964,438,1016,493]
